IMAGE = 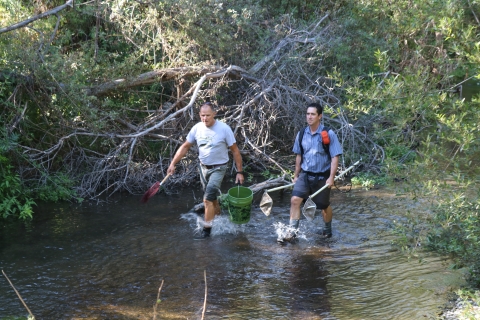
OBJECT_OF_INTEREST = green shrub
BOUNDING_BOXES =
[351,172,388,189]
[426,190,480,286]
[0,156,35,220]
[31,173,83,203]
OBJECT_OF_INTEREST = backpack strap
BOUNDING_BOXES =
[298,127,307,164]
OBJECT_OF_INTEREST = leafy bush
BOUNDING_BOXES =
[0,128,81,220]
[31,173,83,203]
[351,172,388,189]
[0,156,35,220]
[426,190,480,286]
[392,166,480,287]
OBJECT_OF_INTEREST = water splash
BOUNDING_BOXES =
[273,222,307,241]
[180,212,244,236]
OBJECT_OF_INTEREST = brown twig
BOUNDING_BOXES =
[201,270,207,320]
[152,280,164,320]
[2,270,35,320]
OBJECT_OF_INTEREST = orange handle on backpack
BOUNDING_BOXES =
[321,130,330,144]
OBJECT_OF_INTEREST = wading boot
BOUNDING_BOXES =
[321,221,332,239]
[194,227,211,240]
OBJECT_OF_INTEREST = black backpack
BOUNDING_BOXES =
[298,126,331,164]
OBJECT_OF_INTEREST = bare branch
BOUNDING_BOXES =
[47,13,61,46]
[2,270,35,320]
[468,0,480,27]
[201,270,207,320]
[152,280,164,320]
[0,0,73,34]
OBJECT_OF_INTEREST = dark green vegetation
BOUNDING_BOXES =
[1,0,479,298]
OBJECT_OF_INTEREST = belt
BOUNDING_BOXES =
[303,170,329,177]
[201,162,227,169]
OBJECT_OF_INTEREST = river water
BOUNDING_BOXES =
[0,186,466,320]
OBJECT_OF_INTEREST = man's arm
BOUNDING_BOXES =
[293,154,302,183]
[326,155,339,188]
[167,141,194,175]
[229,143,244,184]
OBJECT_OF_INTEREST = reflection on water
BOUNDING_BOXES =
[0,188,466,320]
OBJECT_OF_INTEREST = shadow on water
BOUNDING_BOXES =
[0,187,467,320]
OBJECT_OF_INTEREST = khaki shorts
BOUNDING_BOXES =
[199,164,227,201]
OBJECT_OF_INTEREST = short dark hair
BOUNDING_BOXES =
[200,101,217,112]
[307,102,323,115]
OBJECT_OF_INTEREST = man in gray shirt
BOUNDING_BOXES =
[278,102,343,243]
[167,102,244,239]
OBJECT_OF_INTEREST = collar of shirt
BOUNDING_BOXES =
[306,124,325,136]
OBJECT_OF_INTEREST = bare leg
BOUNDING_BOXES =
[204,199,215,224]
[322,205,332,223]
[290,196,303,220]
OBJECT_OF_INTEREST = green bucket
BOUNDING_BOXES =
[227,186,253,224]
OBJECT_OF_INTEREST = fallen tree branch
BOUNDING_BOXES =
[86,65,225,96]
[0,0,73,34]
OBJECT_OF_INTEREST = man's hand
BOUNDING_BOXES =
[167,164,175,176]
[235,172,245,185]
[326,176,334,188]
[229,143,244,184]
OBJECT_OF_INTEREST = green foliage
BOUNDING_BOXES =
[0,122,80,220]
[425,187,480,285]
[351,172,388,189]
[384,77,480,286]
[0,128,35,220]
[218,193,229,210]
[390,211,422,253]
[0,157,35,220]
[31,173,83,203]
[260,0,339,20]
[261,169,274,179]
[392,167,480,287]
[101,0,273,67]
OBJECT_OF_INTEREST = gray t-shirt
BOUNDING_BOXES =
[186,120,236,165]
